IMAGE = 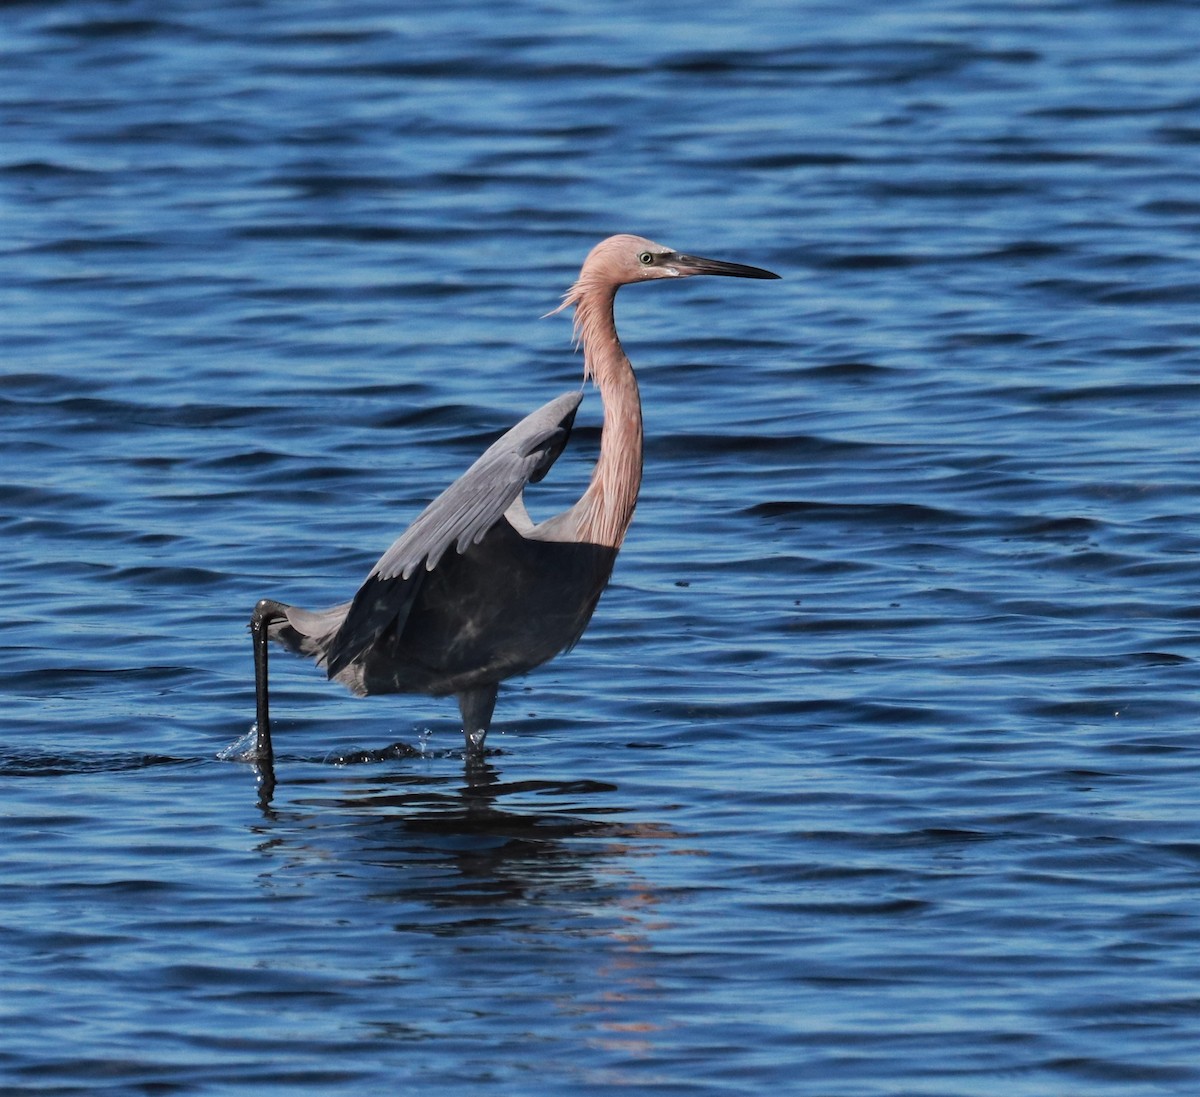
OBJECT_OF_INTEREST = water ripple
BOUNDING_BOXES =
[2,1,1200,1094]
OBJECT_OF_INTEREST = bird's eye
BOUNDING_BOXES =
[638,251,654,265]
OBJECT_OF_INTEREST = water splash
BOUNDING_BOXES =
[216,727,259,763]
[325,741,425,766]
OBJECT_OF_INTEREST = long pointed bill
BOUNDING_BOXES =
[670,253,780,279]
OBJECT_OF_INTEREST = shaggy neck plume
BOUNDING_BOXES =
[559,276,644,548]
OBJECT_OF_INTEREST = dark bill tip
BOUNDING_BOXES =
[673,253,781,280]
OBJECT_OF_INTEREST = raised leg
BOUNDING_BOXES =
[250,598,288,766]
[457,683,499,757]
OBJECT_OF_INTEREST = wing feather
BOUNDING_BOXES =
[324,390,583,678]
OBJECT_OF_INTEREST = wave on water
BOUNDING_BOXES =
[0,750,187,778]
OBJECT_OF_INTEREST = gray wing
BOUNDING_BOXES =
[372,389,582,582]
[324,390,583,678]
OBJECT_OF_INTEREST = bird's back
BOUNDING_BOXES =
[351,518,617,697]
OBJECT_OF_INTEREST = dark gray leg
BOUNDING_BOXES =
[250,598,288,766]
[457,683,499,756]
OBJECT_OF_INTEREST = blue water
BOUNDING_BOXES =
[4,1,1200,1093]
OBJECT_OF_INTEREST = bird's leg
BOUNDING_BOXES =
[250,598,288,766]
[457,684,499,759]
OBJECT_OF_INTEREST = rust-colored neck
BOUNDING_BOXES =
[571,284,643,548]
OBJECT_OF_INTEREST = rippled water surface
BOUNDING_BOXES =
[4,1,1200,1093]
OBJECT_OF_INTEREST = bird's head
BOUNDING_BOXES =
[580,233,780,287]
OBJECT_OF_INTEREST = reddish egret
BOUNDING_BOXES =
[250,234,778,768]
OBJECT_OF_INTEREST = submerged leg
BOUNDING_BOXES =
[250,598,289,766]
[457,683,499,757]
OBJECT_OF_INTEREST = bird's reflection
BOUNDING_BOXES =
[245,733,686,1073]
[247,742,680,920]
[247,734,675,870]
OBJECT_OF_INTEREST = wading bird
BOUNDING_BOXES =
[250,234,778,771]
